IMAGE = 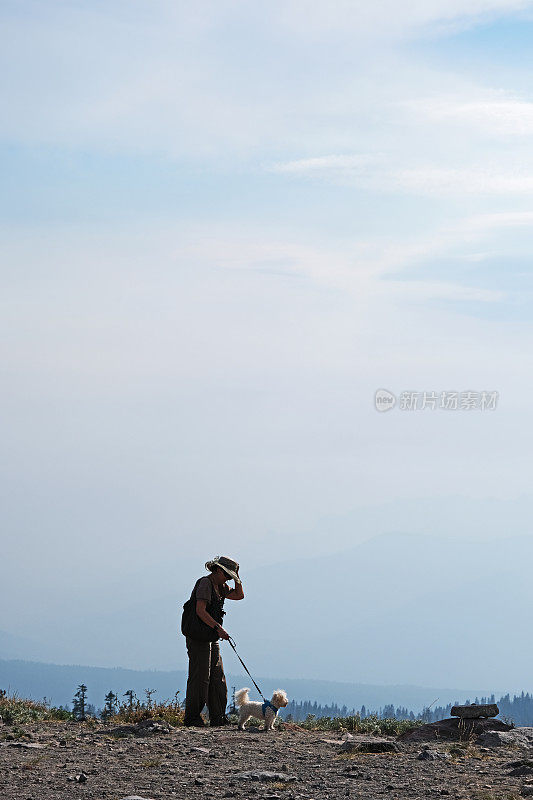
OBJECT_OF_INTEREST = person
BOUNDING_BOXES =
[183,556,244,727]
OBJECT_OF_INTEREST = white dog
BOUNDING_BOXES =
[235,687,289,731]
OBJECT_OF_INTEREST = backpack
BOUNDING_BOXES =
[180,577,226,642]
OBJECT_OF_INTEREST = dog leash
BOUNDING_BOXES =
[226,635,266,702]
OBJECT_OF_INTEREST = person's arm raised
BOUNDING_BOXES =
[225,580,244,601]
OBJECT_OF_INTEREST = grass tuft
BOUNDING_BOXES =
[106,693,184,727]
[281,713,422,736]
[0,691,73,725]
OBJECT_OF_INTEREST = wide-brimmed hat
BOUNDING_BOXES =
[205,555,241,584]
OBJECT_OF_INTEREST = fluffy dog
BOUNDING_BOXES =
[235,687,289,731]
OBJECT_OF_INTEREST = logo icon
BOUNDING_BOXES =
[374,388,396,412]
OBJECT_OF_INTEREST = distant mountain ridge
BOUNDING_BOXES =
[3,533,533,688]
[0,658,500,713]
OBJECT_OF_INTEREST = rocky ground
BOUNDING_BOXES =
[2,719,533,800]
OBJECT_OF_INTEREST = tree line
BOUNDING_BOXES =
[68,684,533,725]
[70,684,171,721]
[282,692,533,725]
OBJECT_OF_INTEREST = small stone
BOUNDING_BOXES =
[417,749,450,761]
[75,773,87,783]
[6,742,45,749]
[234,771,297,783]
[511,766,533,777]
[120,796,156,800]
[136,719,171,735]
[194,778,205,786]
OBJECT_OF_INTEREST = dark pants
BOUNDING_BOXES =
[184,637,228,725]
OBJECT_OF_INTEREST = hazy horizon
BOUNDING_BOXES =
[0,656,517,714]
[3,530,533,691]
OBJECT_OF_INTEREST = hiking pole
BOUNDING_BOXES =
[226,635,266,702]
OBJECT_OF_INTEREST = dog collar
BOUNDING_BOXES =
[262,700,278,716]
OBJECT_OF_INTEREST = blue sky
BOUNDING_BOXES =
[2,1,533,678]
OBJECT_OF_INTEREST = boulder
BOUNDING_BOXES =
[418,747,450,761]
[340,738,401,754]
[477,730,531,748]
[107,718,171,738]
[451,704,499,719]
[399,717,511,743]
[136,719,171,735]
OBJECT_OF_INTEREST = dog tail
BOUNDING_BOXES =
[235,687,250,708]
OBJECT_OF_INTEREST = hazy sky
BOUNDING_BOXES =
[2,2,533,675]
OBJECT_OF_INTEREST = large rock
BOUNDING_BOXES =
[418,747,450,761]
[340,738,401,754]
[477,730,533,748]
[399,717,512,742]
[451,704,499,719]
[136,719,171,735]
[108,718,172,738]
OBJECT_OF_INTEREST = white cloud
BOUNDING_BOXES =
[1,1,532,161]
[461,210,533,230]
[270,154,377,176]
[278,0,533,38]
[269,154,533,197]
[384,280,504,303]
[415,96,533,136]
[393,166,533,195]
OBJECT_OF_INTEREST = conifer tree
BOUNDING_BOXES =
[73,684,88,721]
[124,689,137,712]
[102,691,118,721]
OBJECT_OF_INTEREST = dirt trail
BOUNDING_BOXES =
[1,720,531,800]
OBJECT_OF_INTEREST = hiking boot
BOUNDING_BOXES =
[184,718,206,727]
[210,715,231,727]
